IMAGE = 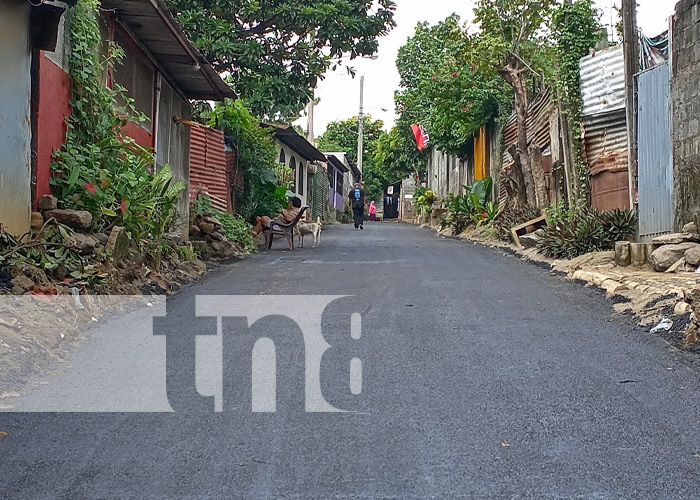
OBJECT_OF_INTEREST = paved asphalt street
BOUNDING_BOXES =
[4,222,700,499]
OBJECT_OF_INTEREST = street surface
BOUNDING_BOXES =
[3,222,700,498]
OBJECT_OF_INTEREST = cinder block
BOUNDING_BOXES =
[630,243,647,267]
[615,241,631,267]
[645,243,657,264]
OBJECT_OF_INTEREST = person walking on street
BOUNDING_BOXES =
[369,201,377,221]
[349,182,366,230]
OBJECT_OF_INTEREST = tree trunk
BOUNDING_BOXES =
[529,143,548,207]
[504,146,527,209]
[499,55,548,210]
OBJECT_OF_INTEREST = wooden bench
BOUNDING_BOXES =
[263,206,309,250]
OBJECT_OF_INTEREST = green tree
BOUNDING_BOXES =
[394,15,511,158]
[373,123,426,184]
[208,99,289,222]
[473,0,558,209]
[317,116,388,201]
[552,0,604,202]
[168,0,397,121]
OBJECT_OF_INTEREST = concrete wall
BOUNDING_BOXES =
[672,0,700,229]
[0,1,32,235]
[400,177,417,222]
[276,142,308,207]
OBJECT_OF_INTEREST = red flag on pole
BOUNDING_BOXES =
[411,124,430,151]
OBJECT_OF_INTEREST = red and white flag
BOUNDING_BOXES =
[410,124,430,151]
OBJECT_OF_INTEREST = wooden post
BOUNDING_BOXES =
[622,0,639,210]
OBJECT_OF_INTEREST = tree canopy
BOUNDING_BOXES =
[168,0,396,121]
[395,15,511,158]
[317,116,388,201]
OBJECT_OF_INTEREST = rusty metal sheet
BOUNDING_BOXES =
[502,88,554,166]
[582,109,630,210]
[189,125,231,213]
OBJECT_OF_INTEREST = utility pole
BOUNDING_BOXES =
[356,75,364,184]
[622,0,639,210]
[306,96,315,144]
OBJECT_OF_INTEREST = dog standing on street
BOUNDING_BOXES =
[295,218,322,248]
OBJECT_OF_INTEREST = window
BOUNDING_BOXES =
[279,149,286,165]
[45,10,71,71]
[298,162,304,195]
[336,171,343,193]
[112,30,155,132]
[290,157,297,193]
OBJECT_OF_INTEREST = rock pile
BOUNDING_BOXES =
[189,214,244,260]
[6,195,210,295]
[649,222,700,272]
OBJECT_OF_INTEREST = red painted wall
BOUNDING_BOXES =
[35,53,71,207]
[122,121,154,149]
[34,50,154,208]
[35,18,156,207]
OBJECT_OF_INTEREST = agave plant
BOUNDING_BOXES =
[536,207,637,259]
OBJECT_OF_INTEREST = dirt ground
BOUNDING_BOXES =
[0,253,210,400]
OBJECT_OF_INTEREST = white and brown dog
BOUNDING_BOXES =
[295,218,322,248]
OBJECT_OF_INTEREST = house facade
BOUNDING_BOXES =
[0,0,234,235]
[323,152,360,219]
[267,125,326,209]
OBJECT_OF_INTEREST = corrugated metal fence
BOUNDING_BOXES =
[580,45,626,116]
[582,110,630,210]
[189,125,232,213]
[500,88,560,205]
[580,45,630,211]
[637,62,673,240]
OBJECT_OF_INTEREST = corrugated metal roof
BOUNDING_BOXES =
[262,124,327,162]
[101,0,235,101]
[580,45,626,116]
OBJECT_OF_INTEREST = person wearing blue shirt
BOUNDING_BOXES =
[348,182,366,230]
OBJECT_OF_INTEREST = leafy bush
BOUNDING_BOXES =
[50,0,185,266]
[599,209,638,243]
[536,207,637,259]
[441,177,497,233]
[0,222,106,286]
[495,206,543,242]
[414,187,437,219]
[207,100,290,224]
[192,193,256,254]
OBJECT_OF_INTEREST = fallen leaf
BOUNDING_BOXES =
[0,431,7,437]
[501,442,510,447]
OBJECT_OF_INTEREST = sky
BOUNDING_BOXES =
[297,0,677,137]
